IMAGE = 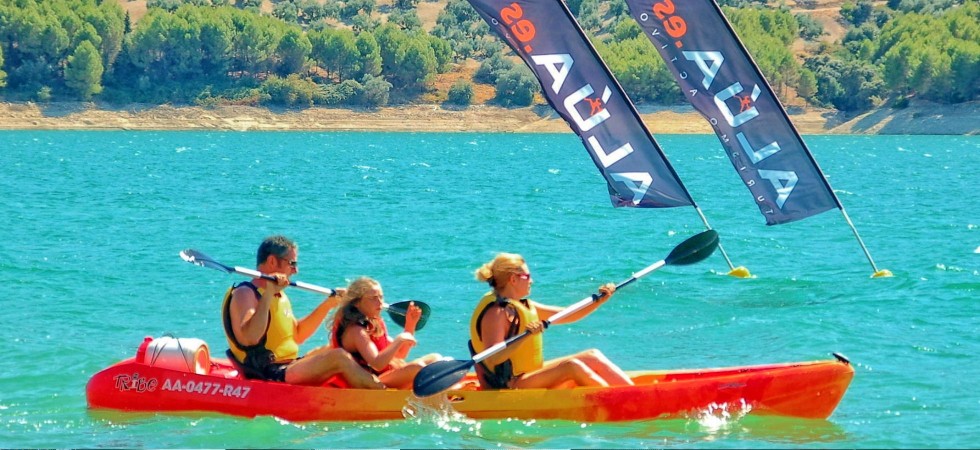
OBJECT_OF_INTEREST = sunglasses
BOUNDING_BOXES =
[514,272,531,280]
[279,255,298,268]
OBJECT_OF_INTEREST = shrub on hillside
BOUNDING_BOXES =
[318,80,362,105]
[493,67,537,107]
[446,79,473,106]
[359,75,391,107]
[261,75,318,107]
[474,53,515,84]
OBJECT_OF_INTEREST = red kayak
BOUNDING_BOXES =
[86,336,854,422]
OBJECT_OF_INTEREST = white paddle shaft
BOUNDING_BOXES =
[472,258,668,364]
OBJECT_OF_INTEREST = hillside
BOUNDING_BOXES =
[17,0,965,135]
[113,0,852,105]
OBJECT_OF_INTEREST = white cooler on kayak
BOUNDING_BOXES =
[139,336,211,375]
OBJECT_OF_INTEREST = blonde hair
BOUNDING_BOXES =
[474,253,526,290]
[330,277,384,347]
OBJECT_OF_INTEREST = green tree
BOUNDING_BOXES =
[0,6,70,92]
[840,0,873,26]
[272,1,299,23]
[428,35,453,73]
[727,7,800,96]
[83,0,126,69]
[375,24,405,78]
[276,27,311,76]
[795,13,824,40]
[394,0,420,9]
[947,40,980,102]
[391,34,438,94]
[474,52,514,84]
[872,2,980,102]
[331,30,362,81]
[195,11,234,80]
[64,40,104,100]
[796,68,817,104]
[228,9,283,77]
[310,28,361,81]
[341,0,375,21]
[597,37,680,104]
[805,55,884,111]
[609,18,642,42]
[388,10,422,31]
[299,0,329,23]
[355,32,382,78]
[125,10,195,84]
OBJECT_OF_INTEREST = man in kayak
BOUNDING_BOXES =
[222,235,384,389]
[469,252,635,389]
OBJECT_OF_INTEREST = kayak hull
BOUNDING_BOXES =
[86,340,853,422]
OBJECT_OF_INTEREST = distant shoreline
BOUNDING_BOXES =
[0,100,976,135]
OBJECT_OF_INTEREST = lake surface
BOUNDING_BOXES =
[1,130,977,448]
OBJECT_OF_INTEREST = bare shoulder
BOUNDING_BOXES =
[482,303,515,322]
[230,284,259,305]
[342,324,373,351]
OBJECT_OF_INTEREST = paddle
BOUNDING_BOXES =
[179,249,430,330]
[411,229,720,397]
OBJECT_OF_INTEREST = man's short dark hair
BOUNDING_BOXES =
[257,235,297,266]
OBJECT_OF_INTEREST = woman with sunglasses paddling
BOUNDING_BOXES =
[469,253,634,390]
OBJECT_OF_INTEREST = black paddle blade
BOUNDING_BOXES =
[385,300,431,331]
[179,249,234,273]
[664,230,720,266]
[412,359,475,397]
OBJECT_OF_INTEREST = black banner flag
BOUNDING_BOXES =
[624,0,840,224]
[467,0,693,208]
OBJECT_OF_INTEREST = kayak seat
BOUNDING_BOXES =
[322,374,350,389]
[225,349,265,380]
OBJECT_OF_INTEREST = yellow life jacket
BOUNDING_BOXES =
[469,291,544,387]
[222,281,300,365]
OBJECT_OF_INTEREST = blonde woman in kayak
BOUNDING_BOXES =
[330,277,442,389]
[470,253,634,390]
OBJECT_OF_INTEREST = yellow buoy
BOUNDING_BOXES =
[728,266,753,278]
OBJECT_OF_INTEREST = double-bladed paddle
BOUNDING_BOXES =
[179,248,430,330]
[411,229,720,397]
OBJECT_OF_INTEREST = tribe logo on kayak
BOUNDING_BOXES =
[113,373,159,393]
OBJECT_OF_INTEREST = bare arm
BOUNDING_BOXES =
[229,276,288,346]
[536,283,615,326]
[294,293,342,344]
[343,326,415,373]
[394,302,423,359]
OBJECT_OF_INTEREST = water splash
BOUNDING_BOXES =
[689,399,753,433]
[402,395,482,435]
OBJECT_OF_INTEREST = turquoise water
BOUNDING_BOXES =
[1,130,977,448]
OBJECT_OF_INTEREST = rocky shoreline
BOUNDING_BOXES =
[0,100,975,135]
